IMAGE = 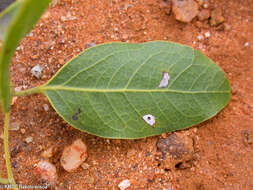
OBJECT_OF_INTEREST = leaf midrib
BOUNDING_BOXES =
[42,85,230,94]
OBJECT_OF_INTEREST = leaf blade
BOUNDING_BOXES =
[44,41,231,139]
[0,0,51,112]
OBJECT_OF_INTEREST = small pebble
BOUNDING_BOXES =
[197,35,204,41]
[16,45,24,51]
[42,11,50,19]
[204,31,211,38]
[14,86,22,92]
[41,146,54,158]
[20,128,26,134]
[210,8,225,26]
[10,122,20,131]
[198,44,203,49]
[43,104,49,112]
[52,0,59,7]
[25,136,33,144]
[11,96,18,105]
[0,132,3,140]
[11,161,18,168]
[27,32,33,37]
[31,64,43,79]
[60,16,67,22]
[118,179,131,190]
[196,0,204,6]
[84,176,94,184]
[85,41,96,49]
[122,34,128,40]
[244,42,249,47]
[197,9,210,21]
[66,12,77,21]
[161,0,172,15]
[81,163,89,170]
[61,139,88,172]
[59,58,64,65]
[203,2,209,8]
[172,0,199,23]
[35,160,57,186]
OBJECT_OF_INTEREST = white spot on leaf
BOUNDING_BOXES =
[143,114,156,127]
[158,72,170,88]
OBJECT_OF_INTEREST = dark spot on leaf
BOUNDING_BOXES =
[72,114,78,120]
[72,108,81,120]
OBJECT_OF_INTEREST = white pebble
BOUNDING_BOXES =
[14,86,22,92]
[20,128,26,134]
[25,136,33,143]
[203,3,209,8]
[204,31,211,38]
[35,160,57,186]
[31,64,43,79]
[118,179,131,190]
[43,104,49,111]
[27,32,33,37]
[10,122,20,131]
[244,42,249,47]
[60,139,88,172]
[197,35,204,41]
[81,163,89,170]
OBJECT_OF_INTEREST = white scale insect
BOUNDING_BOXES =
[142,114,156,127]
[158,72,170,88]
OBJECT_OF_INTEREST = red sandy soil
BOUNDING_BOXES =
[0,0,253,189]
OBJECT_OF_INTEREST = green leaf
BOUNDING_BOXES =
[42,41,231,139]
[0,0,51,112]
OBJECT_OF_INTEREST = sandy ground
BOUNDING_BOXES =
[0,0,253,189]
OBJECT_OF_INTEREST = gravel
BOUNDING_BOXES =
[31,64,43,79]
[60,139,88,172]
[118,179,131,190]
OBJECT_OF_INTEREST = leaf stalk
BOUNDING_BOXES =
[3,113,18,190]
[12,86,42,97]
